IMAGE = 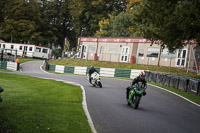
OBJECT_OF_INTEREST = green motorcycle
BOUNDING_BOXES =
[127,83,145,109]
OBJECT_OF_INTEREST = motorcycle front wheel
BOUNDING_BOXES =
[132,95,141,109]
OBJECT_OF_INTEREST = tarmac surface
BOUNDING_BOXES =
[12,61,200,133]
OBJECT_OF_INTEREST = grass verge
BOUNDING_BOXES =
[148,82,200,105]
[0,72,92,133]
[19,58,41,64]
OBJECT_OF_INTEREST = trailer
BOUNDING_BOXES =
[0,42,51,59]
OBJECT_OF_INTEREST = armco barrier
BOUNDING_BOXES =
[100,68,115,77]
[74,66,87,75]
[130,70,144,79]
[64,66,75,74]
[47,64,200,96]
[178,76,189,92]
[49,64,56,71]
[55,65,64,73]
[0,61,7,69]
[115,69,131,78]
[86,67,100,74]
[187,79,200,94]
[7,62,18,71]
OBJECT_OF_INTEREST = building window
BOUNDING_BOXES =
[19,46,23,50]
[161,48,175,58]
[3,44,5,48]
[11,45,14,49]
[29,47,33,51]
[36,47,41,52]
[42,48,48,53]
[0,44,1,48]
[147,47,159,57]
[138,47,144,57]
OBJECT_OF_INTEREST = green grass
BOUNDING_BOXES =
[19,58,41,64]
[148,82,200,105]
[49,58,200,79]
[0,73,92,133]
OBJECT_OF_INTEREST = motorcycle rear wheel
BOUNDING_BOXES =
[98,81,102,88]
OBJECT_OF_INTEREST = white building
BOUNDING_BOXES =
[0,42,51,59]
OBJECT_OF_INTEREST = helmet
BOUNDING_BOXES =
[139,72,145,79]
[90,66,94,71]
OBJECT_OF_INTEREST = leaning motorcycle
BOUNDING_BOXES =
[88,72,102,88]
[127,83,145,109]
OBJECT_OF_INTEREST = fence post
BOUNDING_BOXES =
[170,57,172,67]
[147,57,149,65]
[1,49,3,61]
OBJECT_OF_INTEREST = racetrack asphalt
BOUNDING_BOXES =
[10,61,200,133]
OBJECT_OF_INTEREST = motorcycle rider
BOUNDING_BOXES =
[88,66,99,83]
[126,71,147,99]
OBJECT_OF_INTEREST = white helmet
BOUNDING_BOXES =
[139,72,145,79]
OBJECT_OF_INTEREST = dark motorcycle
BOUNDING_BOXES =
[127,83,145,109]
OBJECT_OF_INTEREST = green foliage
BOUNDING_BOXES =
[133,0,200,51]
[109,12,139,37]
[69,0,127,36]
[52,49,62,57]
[95,1,142,37]
[0,0,40,43]
[0,0,199,52]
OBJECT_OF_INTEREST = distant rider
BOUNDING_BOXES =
[88,66,99,83]
[126,72,147,99]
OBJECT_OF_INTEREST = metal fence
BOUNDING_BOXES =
[72,50,200,74]
[0,49,17,62]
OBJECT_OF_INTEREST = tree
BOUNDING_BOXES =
[39,0,76,48]
[95,0,142,37]
[69,0,128,37]
[133,0,200,52]
[0,0,41,43]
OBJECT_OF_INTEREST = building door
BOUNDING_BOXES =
[77,45,83,58]
[176,49,187,67]
[120,46,130,62]
[23,46,28,56]
[82,45,88,59]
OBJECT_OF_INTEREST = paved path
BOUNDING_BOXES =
[13,61,200,133]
